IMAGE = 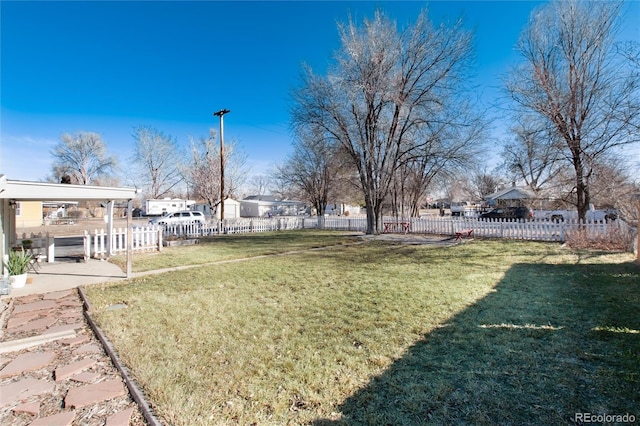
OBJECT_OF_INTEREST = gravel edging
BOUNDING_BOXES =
[78,286,162,426]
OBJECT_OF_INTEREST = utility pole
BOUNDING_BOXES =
[213,109,230,221]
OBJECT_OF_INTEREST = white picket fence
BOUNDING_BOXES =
[319,216,630,243]
[409,216,598,242]
[86,216,636,257]
[162,217,320,236]
[87,226,163,258]
[161,216,630,242]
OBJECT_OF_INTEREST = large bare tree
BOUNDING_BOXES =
[51,132,117,185]
[130,126,184,199]
[506,0,640,221]
[292,9,475,233]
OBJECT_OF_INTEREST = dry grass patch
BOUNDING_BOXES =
[109,230,361,272]
[565,226,636,252]
[85,238,639,425]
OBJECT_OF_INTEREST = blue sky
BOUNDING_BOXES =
[1,1,638,184]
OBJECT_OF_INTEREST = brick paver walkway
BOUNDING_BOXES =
[0,289,145,425]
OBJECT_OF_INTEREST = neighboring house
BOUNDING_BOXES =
[325,203,361,216]
[216,199,241,219]
[13,201,42,228]
[240,195,307,218]
[190,203,214,218]
[43,201,79,220]
[484,185,536,208]
[190,200,241,219]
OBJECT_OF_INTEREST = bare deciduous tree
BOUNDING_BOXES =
[393,101,486,217]
[51,132,117,185]
[184,130,247,215]
[247,175,272,197]
[500,116,564,197]
[292,9,475,233]
[506,0,640,221]
[275,126,351,216]
[589,156,638,217]
[130,126,184,199]
[465,167,502,201]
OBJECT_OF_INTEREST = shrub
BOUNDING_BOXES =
[565,227,634,251]
[4,249,32,275]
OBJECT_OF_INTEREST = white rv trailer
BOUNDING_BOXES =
[145,198,192,216]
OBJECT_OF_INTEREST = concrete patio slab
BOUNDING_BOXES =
[2,259,126,299]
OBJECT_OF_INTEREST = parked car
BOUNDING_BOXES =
[480,206,532,220]
[450,201,481,217]
[534,205,618,222]
[149,211,206,226]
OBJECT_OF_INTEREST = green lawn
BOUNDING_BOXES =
[85,235,639,425]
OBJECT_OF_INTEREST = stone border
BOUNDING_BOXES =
[78,287,162,426]
[163,238,199,247]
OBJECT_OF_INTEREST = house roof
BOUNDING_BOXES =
[240,199,305,206]
[243,195,283,202]
[222,198,241,205]
[484,186,536,201]
[241,194,306,205]
[0,177,139,201]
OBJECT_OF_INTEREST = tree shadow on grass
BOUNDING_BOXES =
[314,261,640,425]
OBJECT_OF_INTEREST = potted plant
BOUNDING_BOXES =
[21,239,33,249]
[3,249,32,288]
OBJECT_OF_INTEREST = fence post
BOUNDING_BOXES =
[83,230,90,262]
[46,232,54,263]
[158,227,163,252]
[94,230,100,259]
